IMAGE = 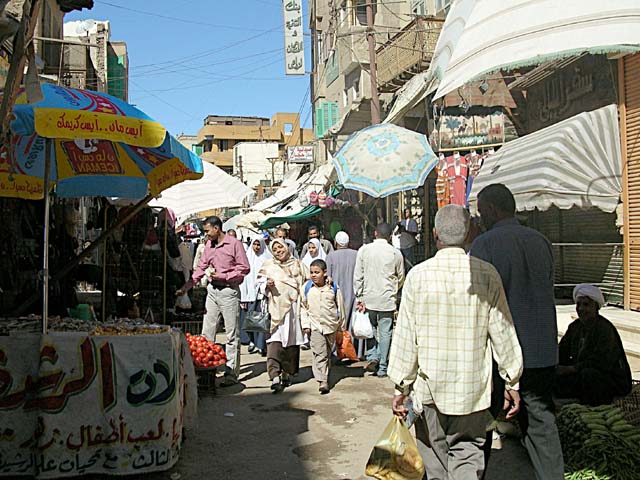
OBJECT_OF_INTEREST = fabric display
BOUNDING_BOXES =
[446,153,468,206]
[435,154,450,209]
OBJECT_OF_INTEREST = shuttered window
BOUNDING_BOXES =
[315,101,339,138]
[623,54,640,309]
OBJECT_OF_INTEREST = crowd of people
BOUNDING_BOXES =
[175,183,633,479]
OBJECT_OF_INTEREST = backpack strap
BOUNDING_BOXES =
[303,279,314,302]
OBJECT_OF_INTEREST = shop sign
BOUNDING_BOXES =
[283,0,305,75]
[62,140,123,175]
[288,145,314,164]
[525,55,615,133]
[432,110,517,151]
[0,331,196,478]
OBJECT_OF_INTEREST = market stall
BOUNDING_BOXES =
[0,319,197,478]
[0,85,204,477]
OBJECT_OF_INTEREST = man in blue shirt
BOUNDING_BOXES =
[470,184,564,480]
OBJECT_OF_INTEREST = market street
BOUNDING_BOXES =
[144,346,536,480]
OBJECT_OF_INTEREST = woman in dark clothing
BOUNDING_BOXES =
[556,284,632,406]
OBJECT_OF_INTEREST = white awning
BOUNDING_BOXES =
[249,165,304,212]
[149,161,254,225]
[432,0,640,100]
[468,105,622,214]
[251,161,335,213]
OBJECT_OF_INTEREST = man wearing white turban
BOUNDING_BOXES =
[326,231,359,354]
[556,284,632,405]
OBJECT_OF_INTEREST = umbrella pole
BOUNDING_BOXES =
[42,138,51,334]
[101,206,108,321]
[163,214,167,325]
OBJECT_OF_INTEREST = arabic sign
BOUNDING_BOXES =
[283,0,305,75]
[288,145,314,164]
[0,331,197,478]
[524,55,615,133]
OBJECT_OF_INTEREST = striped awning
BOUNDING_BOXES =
[468,105,622,213]
[429,0,640,100]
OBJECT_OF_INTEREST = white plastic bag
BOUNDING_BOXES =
[353,310,374,339]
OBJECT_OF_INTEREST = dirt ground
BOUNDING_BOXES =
[147,346,536,480]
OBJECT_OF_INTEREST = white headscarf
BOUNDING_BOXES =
[301,238,326,267]
[573,283,605,308]
[240,237,272,302]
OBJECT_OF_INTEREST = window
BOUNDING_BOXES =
[435,0,452,14]
[217,139,229,152]
[352,78,360,100]
[315,101,339,138]
[316,30,324,64]
[353,0,371,26]
[343,90,349,107]
[284,123,293,135]
[411,0,426,15]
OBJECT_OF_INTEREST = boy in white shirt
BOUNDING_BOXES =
[301,259,346,394]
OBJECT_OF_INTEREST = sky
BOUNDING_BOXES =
[66,0,312,136]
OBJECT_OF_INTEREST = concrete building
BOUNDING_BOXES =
[0,0,93,86]
[309,0,444,151]
[193,113,313,175]
[60,19,128,99]
[177,134,198,153]
[233,142,280,193]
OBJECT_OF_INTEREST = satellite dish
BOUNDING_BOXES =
[75,19,96,35]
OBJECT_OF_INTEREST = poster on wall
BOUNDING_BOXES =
[0,331,197,478]
[283,0,305,75]
[431,109,517,151]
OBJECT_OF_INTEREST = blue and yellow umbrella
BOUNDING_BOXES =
[0,83,203,199]
[0,84,203,329]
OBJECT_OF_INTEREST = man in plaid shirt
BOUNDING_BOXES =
[388,205,523,479]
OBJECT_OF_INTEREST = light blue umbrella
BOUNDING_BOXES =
[332,123,437,198]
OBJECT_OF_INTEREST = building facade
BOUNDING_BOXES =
[60,19,128,99]
[193,112,313,176]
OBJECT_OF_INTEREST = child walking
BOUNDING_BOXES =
[301,259,346,394]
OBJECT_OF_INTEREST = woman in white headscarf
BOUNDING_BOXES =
[258,238,310,393]
[240,237,272,355]
[556,284,632,405]
[301,238,326,268]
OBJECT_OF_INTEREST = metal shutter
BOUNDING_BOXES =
[622,54,640,310]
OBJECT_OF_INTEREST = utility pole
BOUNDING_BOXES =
[365,0,381,125]
[238,155,244,183]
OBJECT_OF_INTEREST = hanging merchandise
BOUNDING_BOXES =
[309,190,319,205]
[324,195,335,208]
[318,191,327,208]
[435,153,450,209]
[446,152,469,206]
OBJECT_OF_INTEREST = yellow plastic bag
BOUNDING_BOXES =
[365,416,425,480]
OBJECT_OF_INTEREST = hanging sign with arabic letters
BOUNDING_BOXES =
[0,331,197,478]
[283,0,305,75]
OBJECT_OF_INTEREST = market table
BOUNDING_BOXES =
[0,329,197,478]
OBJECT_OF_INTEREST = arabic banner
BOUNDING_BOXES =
[0,330,197,478]
[283,0,305,75]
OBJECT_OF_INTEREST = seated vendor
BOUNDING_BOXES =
[556,284,632,406]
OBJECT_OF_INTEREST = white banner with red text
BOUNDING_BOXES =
[0,330,197,478]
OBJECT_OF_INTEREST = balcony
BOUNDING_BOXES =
[338,28,369,76]
[376,17,444,93]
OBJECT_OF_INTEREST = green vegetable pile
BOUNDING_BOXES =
[558,403,640,480]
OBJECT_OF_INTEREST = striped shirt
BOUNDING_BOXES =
[470,218,558,368]
[388,248,523,415]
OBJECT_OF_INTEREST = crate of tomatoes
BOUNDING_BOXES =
[186,333,227,368]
